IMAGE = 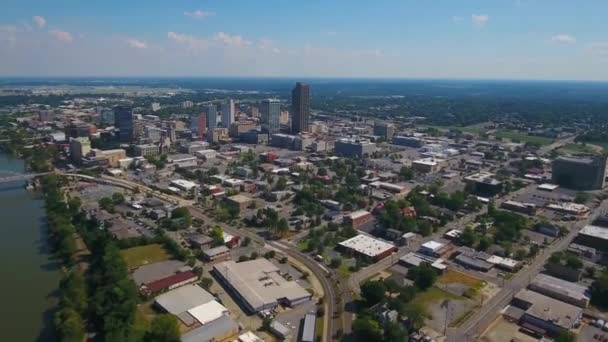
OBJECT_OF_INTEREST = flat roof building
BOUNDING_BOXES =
[575,225,608,252]
[529,274,589,308]
[337,234,396,261]
[212,259,311,313]
[342,210,372,229]
[513,289,583,336]
[154,284,216,326]
[552,156,607,190]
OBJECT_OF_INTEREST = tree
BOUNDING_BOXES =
[98,197,114,212]
[264,250,276,259]
[555,331,576,342]
[590,270,608,309]
[209,226,224,247]
[459,227,476,247]
[112,192,125,205]
[574,192,590,204]
[330,257,342,268]
[384,322,407,341]
[242,236,251,247]
[54,306,85,342]
[145,314,180,342]
[408,263,437,290]
[403,301,426,330]
[474,236,489,251]
[275,176,288,191]
[200,277,213,290]
[565,255,583,270]
[514,248,527,261]
[352,315,383,342]
[171,207,192,227]
[360,280,387,307]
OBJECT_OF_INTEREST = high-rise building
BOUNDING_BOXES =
[190,113,207,135]
[69,137,91,163]
[114,106,134,143]
[221,99,235,128]
[65,122,91,138]
[182,101,194,108]
[291,83,311,134]
[552,156,607,190]
[261,99,281,134]
[145,126,162,142]
[374,121,396,141]
[204,104,218,130]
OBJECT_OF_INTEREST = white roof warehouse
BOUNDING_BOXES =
[212,259,312,313]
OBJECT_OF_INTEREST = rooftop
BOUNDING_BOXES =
[132,260,188,285]
[347,210,371,220]
[530,274,589,303]
[213,259,310,312]
[421,240,444,251]
[181,315,238,342]
[187,300,229,325]
[515,289,582,329]
[579,225,608,240]
[338,234,395,258]
[154,284,215,316]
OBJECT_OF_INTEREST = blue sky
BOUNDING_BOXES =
[1,0,607,80]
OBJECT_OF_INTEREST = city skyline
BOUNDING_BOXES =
[1,0,608,80]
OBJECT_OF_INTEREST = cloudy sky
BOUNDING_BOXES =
[1,0,608,80]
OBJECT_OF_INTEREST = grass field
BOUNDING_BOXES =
[438,269,483,289]
[495,130,554,146]
[120,244,171,269]
[428,125,487,135]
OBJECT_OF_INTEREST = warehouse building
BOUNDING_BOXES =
[528,274,590,308]
[212,259,312,313]
[575,225,608,252]
[337,234,396,262]
[181,315,240,342]
[512,289,583,337]
[154,284,217,326]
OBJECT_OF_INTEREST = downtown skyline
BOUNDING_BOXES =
[1,0,608,80]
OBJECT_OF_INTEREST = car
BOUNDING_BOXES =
[596,319,606,328]
[603,322,608,332]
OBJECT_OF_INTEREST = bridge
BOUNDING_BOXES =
[0,171,54,183]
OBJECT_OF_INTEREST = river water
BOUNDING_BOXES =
[0,153,60,341]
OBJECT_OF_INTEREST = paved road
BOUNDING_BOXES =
[448,197,608,342]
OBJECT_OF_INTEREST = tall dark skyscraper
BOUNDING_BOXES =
[291,82,310,133]
[114,106,134,143]
[260,99,281,134]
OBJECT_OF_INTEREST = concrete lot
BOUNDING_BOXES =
[479,317,538,342]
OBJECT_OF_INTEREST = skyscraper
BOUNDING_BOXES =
[291,82,311,133]
[221,99,235,128]
[114,106,134,143]
[261,99,281,134]
[190,113,207,135]
[204,104,218,130]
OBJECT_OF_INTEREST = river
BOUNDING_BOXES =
[0,153,60,341]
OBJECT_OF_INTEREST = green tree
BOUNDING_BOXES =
[384,322,407,341]
[459,227,476,247]
[555,331,576,342]
[112,192,125,205]
[590,270,608,309]
[145,314,180,342]
[209,226,224,246]
[403,301,426,330]
[360,280,386,307]
[330,257,342,268]
[408,263,437,290]
[352,315,383,342]
[54,306,85,342]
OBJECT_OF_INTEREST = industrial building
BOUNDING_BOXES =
[552,156,607,190]
[224,194,253,211]
[575,225,608,252]
[528,274,590,308]
[301,313,316,342]
[337,234,396,261]
[501,200,538,215]
[212,259,312,313]
[511,289,583,337]
[419,240,449,257]
[154,284,217,326]
[181,315,240,342]
[464,171,503,196]
[202,245,231,262]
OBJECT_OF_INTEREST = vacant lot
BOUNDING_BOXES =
[438,269,483,289]
[412,286,478,332]
[120,244,171,269]
[559,143,603,155]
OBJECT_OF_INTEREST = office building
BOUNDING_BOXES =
[69,137,91,163]
[334,138,377,158]
[203,104,218,130]
[190,113,206,135]
[337,234,396,262]
[221,99,235,128]
[145,126,162,142]
[412,157,446,173]
[291,83,311,133]
[134,144,160,157]
[114,106,134,143]
[65,122,91,138]
[373,121,396,140]
[182,101,194,108]
[261,99,281,134]
[552,156,607,190]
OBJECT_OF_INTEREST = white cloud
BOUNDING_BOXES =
[0,25,18,45]
[452,16,463,23]
[33,16,46,28]
[49,29,74,43]
[167,31,210,51]
[550,34,576,44]
[471,14,490,28]
[184,10,214,19]
[126,38,147,49]
[587,42,608,56]
[214,32,251,47]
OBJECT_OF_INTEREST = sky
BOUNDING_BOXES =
[1,0,608,80]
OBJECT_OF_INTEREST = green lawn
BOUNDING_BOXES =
[495,130,554,146]
[297,240,309,251]
[120,244,171,269]
[428,125,487,135]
